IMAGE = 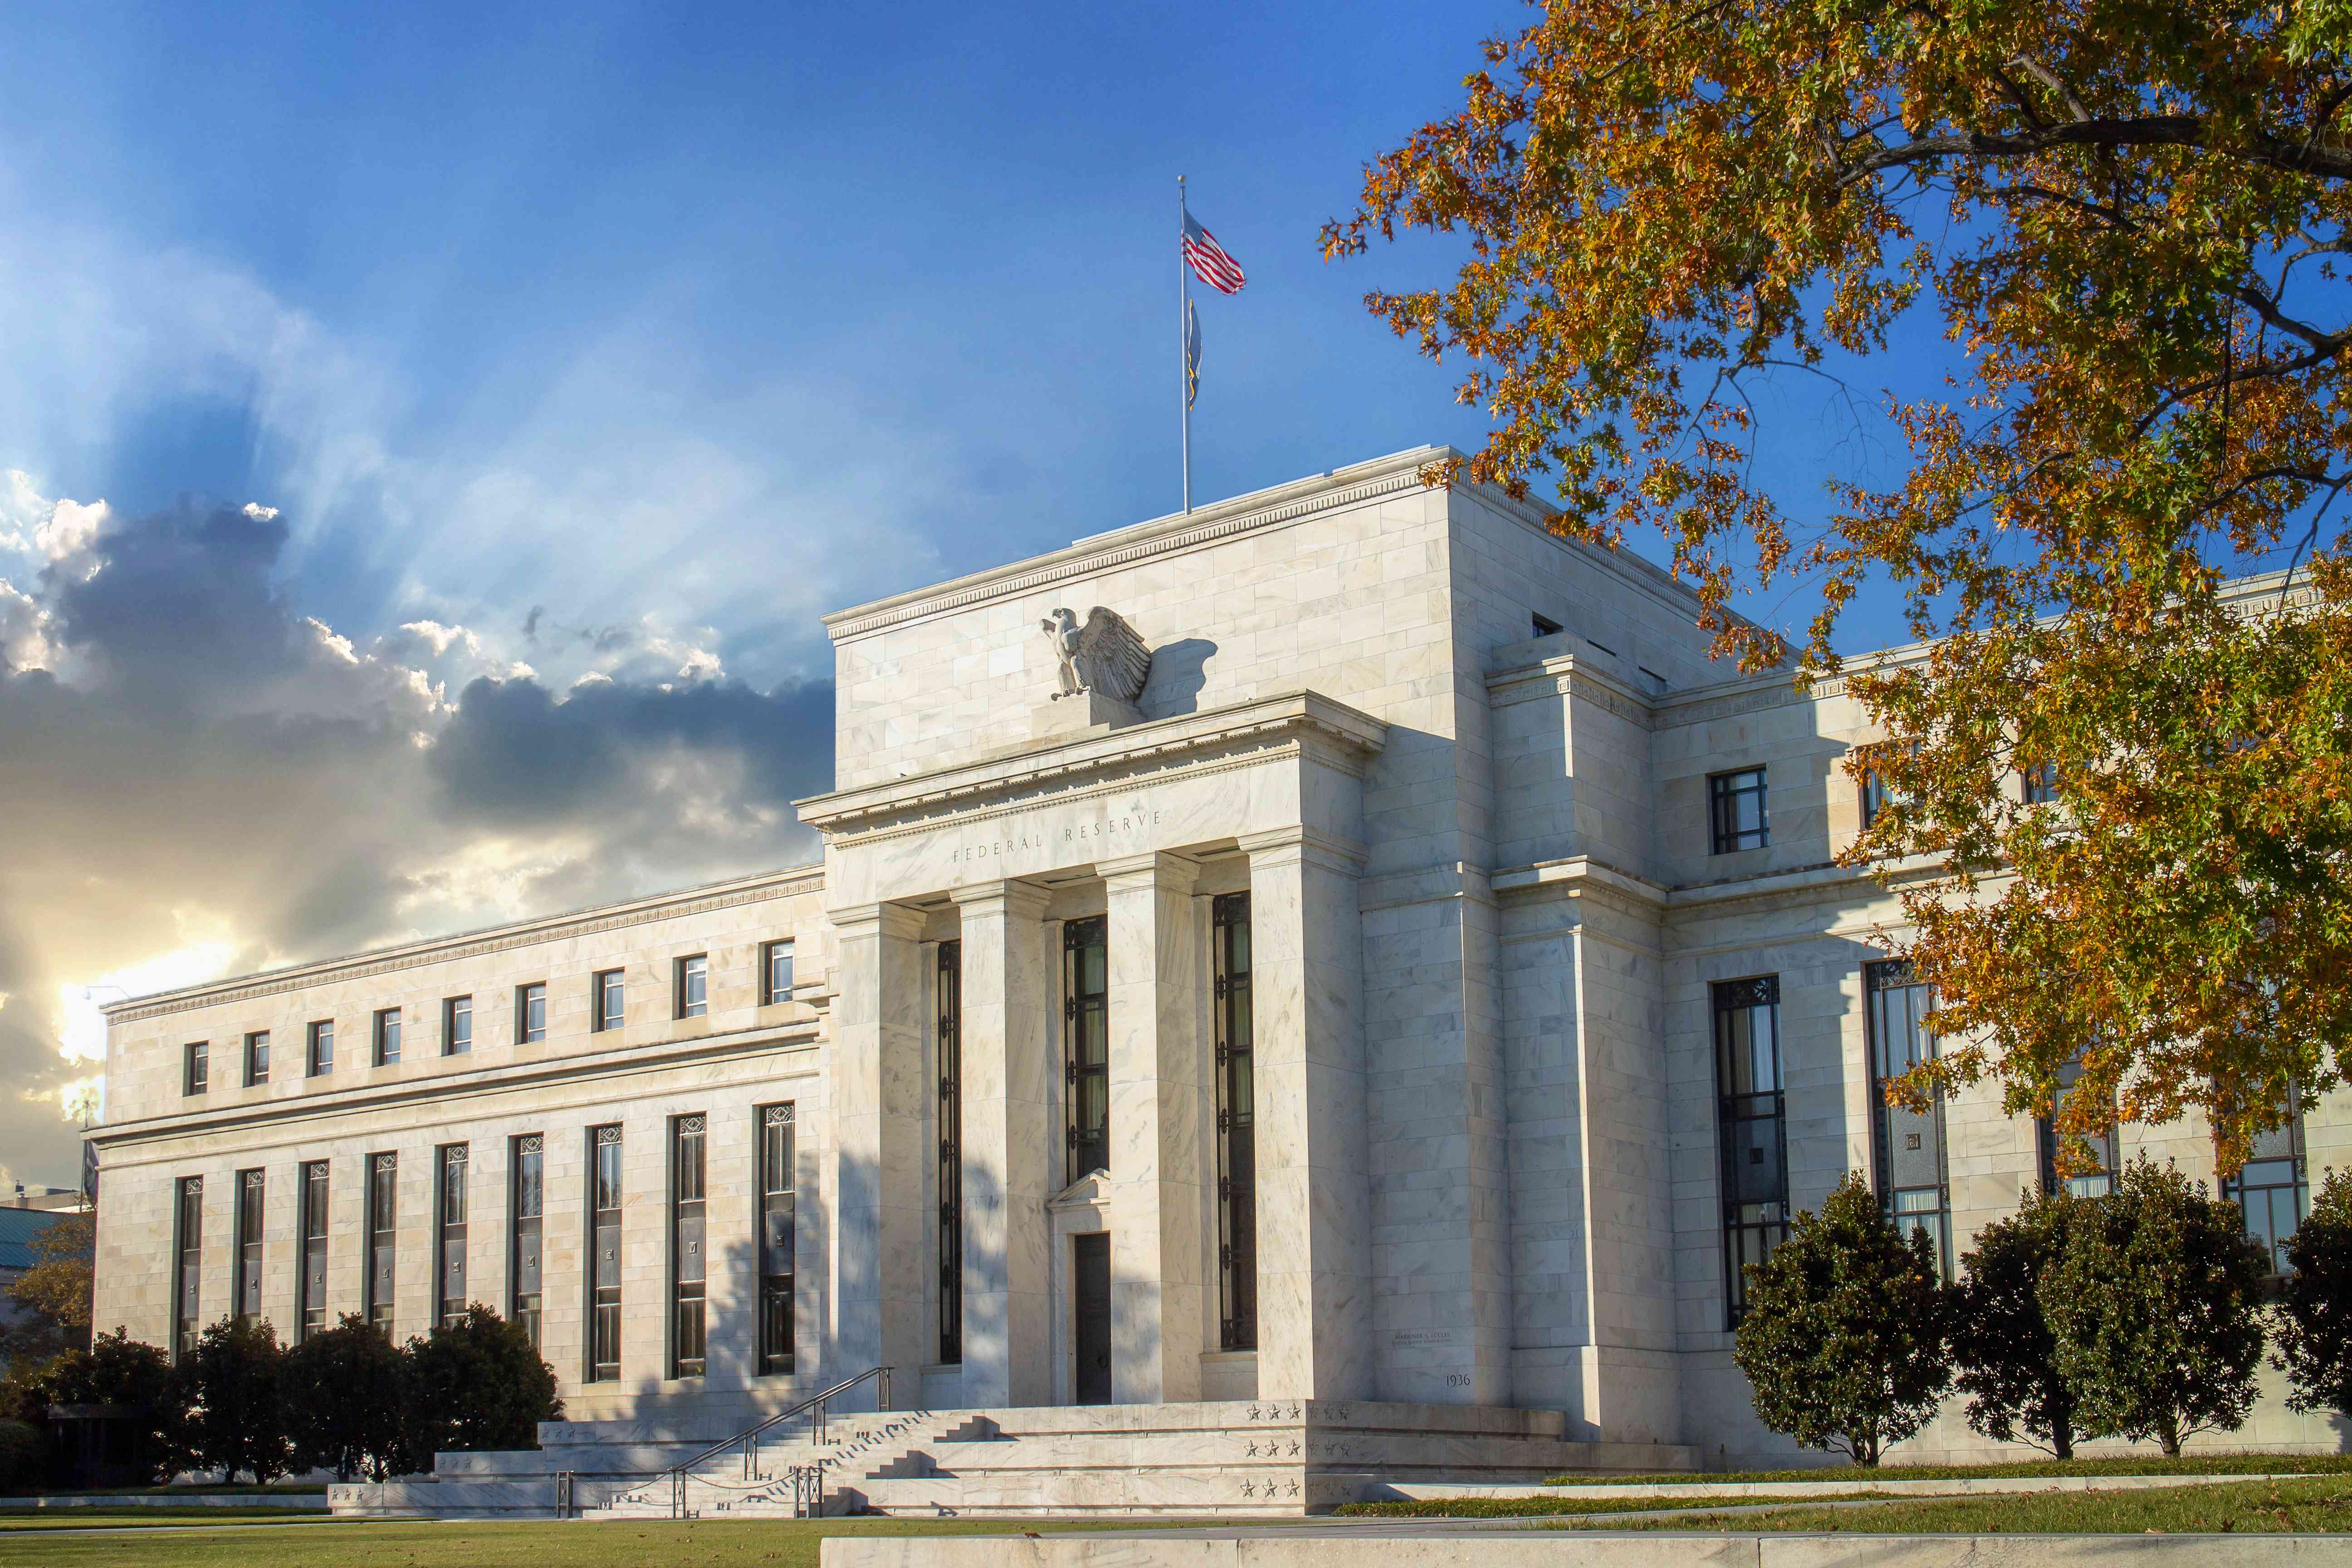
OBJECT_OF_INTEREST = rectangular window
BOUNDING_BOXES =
[1531,612,1563,637]
[366,1152,397,1335]
[298,1160,329,1342]
[1063,915,1109,1184]
[2038,1060,2119,1198]
[517,983,547,1044]
[173,1176,202,1361]
[244,1030,270,1087]
[1859,769,1887,830]
[1866,960,1950,1279]
[510,1134,544,1348]
[184,1041,209,1097]
[759,1104,796,1375]
[373,1007,401,1067]
[1714,975,1788,1326]
[234,1168,265,1323]
[443,995,472,1056]
[936,941,962,1365]
[762,940,796,1006]
[306,1020,333,1077]
[675,955,707,1019]
[671,1115,706,1378]
[1213,893,1257,1351]
[593,970,625,1033]
[588,1125,622,1382]
[2021,762,2060,804]
[436,1144,469,1327]
[2225,1101,2310,1277]
[1709,768,1770,853]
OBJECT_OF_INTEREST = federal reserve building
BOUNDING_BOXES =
[87,448,2349,1513]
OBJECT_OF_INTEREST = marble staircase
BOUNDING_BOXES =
[329,1401,1700,1520]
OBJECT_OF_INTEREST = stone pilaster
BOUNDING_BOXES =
[949,879,1056,1406]
[1242,828,1371,1401]
[1098,851,1206,1405]
[828,901,930,1400]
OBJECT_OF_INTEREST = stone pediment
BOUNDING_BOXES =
[1047,1169,1113,1212]
[794,690,1385,840]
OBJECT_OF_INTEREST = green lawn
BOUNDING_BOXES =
[1337,1492,1894,1519]
[0,1509,332,1531]
[1585,1475,2352,1534]
[1545,1452,2352,1485]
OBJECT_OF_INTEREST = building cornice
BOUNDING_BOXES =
[794,691,1387,839]
[103,864,826,1024]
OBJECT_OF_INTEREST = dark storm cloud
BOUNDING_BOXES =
[0,500,837,1187]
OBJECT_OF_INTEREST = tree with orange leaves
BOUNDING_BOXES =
[1327,1,2352,1173]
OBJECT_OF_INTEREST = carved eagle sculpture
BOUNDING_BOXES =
[1040,606,1152,704]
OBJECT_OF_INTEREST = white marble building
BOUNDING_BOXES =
[90,447,2348,1472]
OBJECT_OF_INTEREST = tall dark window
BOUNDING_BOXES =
[516,983,547,1044]
[762,940,795,1006]
[234,1168,265,1323]
[676,956,708,1019]
[374,1007,401,1066]
[593,970,625,1033]
[1714,975,1788,1325]
[244,1031,270,1087]
[366,1152,397,1335]
[173,1176,203,1361]
[298,1160,328,1342]
[2021,762,2060,804]
[2038,1061,2119,1197]
[1709,767,1770,853]
[306,1020,333,1076]
[588,1124,622,1382]
[671,1115,706,1377]
[1859,769,1887,830]
[436,1143,469,1326]
[1063,916,1109,1182]
[184,1041,208,1096]
[2226,1100,2310,1276]
[1213,893,1257,1351]
[936,941,963,1365]
[510,1134,544,1347]
[444,995,472,1055]
[1867,960,1950,1279]
[759,1103,796,1375]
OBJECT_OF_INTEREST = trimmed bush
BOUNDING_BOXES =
[1953,1187,2097,1458]
[0,1419,42,1492]
[283,1315,412,1481]
[2277,1167,2352,1419]
[405,1305,561,1459]
[177,1316,292,1484]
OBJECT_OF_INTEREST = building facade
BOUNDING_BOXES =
[91,448,2347,1465]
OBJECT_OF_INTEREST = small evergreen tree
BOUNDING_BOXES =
[2276,1168,2352,1420]
[283,1315,410,1481]
[32,1328,191,1482]
[1733,1172,1952,1465]
[2044,1156,2269,1457]
[1952,1189,2098,1458]
[404,1306,561,1461]
[176,1316,291,1484]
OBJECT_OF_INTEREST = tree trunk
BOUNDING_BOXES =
[2053,1428,2073,1461]
[2159,1416,2183,1459]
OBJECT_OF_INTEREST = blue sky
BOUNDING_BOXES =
[0,0,1949,1185]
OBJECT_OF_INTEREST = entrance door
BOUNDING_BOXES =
[1073,1232,1112,1404]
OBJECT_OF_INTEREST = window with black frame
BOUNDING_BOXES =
[366,1152,397,1335]
[759,1103,796,1375]
[234,1169,265,1323]
[2225,1099,2310,1277]
[184,1041,208,1096]
[298,1160,328,1342]
[936,941,963,1366]
[671,1115,706,1378]
[1709,768,1770,853]
[1213,892,1256,1351]
[593,970,625,1033]
[173,1176,202,1361]
[676,956,707,1019]
[516,983,547,1044]
[374,1007,401,1067]
[1866,960,1951,1279]
[510,1134,544,1347]
[2021,762,2061,804]
[436,1144,468,1327]
[588,1125,622,1381]
[245,1030,269,1087]
[444,995,472,1055]
[762,940,795,1006]
[2037,1060,2119,1198]
[307,1019,333,1076]
[1063,916,1109,1182]
[1714,975,1788,1325]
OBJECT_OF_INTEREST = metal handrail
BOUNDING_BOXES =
[652,1364,892,1519]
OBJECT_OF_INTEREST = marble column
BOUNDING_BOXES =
[1100,851,1205,1405]
[1243,828,1371,1401]
[949,879,1056,1407]
[828,901,929,1401]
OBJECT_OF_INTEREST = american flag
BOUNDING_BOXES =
[1182,213,1246,294]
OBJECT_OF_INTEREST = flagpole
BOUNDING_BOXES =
[1179,174,1192,515]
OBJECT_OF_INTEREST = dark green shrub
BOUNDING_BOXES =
[2277,1167,2352,1419]
[1733,1171,1953,1465]
[31,1328,186,1482]
[1953,1188,2098,1458]
[283,1315,410,1481]
[0,1419,42,1492]
[404,1305,561,1461]
[176,1317,291,1484]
